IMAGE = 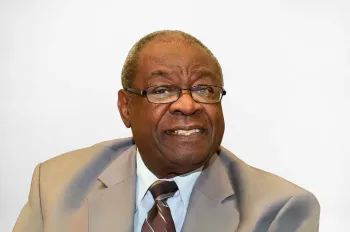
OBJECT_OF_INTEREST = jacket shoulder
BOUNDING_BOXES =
[219,147,319,204]
[37,137,133,193]
[40,137,133,171]
[33,138,134,210]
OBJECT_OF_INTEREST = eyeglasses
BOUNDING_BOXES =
[124,84,226,104]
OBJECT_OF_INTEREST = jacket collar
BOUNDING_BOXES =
[88,138,242,232]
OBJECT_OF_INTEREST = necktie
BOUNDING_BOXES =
[141,180,178,232]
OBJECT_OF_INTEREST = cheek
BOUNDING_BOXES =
[130,102,168,133]
[205,104,224,119]
[205,105,225,130]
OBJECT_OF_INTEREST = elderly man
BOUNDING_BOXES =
[13,30,320,232]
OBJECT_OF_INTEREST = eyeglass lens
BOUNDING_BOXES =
[147,85,223,103]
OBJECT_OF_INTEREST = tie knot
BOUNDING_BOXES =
[149,180,178,201]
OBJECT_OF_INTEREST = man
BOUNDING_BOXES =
[13,30,320,232]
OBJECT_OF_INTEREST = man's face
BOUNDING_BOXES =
[119,38,225,175]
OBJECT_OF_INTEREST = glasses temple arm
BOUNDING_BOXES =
[124,87,146,96]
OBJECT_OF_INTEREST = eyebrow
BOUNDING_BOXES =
[149,70,170,78]
[147,70,173,83]
[194,69,218,79]
[147,69,220,83]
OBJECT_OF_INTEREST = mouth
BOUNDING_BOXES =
[164,127,207,136]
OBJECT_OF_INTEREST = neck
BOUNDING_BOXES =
[139,153,208,179]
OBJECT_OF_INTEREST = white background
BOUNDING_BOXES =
[1,0,349,231]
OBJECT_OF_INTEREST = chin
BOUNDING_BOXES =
[163,148,213,167]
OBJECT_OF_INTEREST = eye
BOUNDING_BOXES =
[198,86,214,94]
[150,86,172,94]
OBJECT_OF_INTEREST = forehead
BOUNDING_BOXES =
[136,37,220,82]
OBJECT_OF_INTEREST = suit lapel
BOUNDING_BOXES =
[181,153,240,232]
[87,144,137,232]
[216,147,268,232]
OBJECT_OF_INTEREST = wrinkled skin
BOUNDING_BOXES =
[118,37,225,178]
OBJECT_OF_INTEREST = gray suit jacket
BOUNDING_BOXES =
[13,137,320,232]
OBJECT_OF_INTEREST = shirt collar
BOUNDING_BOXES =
[136,149,202,210]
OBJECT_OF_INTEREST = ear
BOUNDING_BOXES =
[117,89,131,128]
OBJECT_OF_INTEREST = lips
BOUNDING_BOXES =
[164,126,207,136]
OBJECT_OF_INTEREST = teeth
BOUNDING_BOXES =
[171,129,202,136]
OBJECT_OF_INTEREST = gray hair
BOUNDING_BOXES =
[121,30,223,88]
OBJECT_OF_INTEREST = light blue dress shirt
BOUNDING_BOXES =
[134,150,202,232]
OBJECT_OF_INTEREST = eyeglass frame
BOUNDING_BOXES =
[123,84,227,104]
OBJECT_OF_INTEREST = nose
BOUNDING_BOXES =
[169,90,203,115]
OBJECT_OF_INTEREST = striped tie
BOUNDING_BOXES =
[141,180,178,232]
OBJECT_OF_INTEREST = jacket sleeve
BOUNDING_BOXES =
[268,193,321,232]
[13,164,44,232]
